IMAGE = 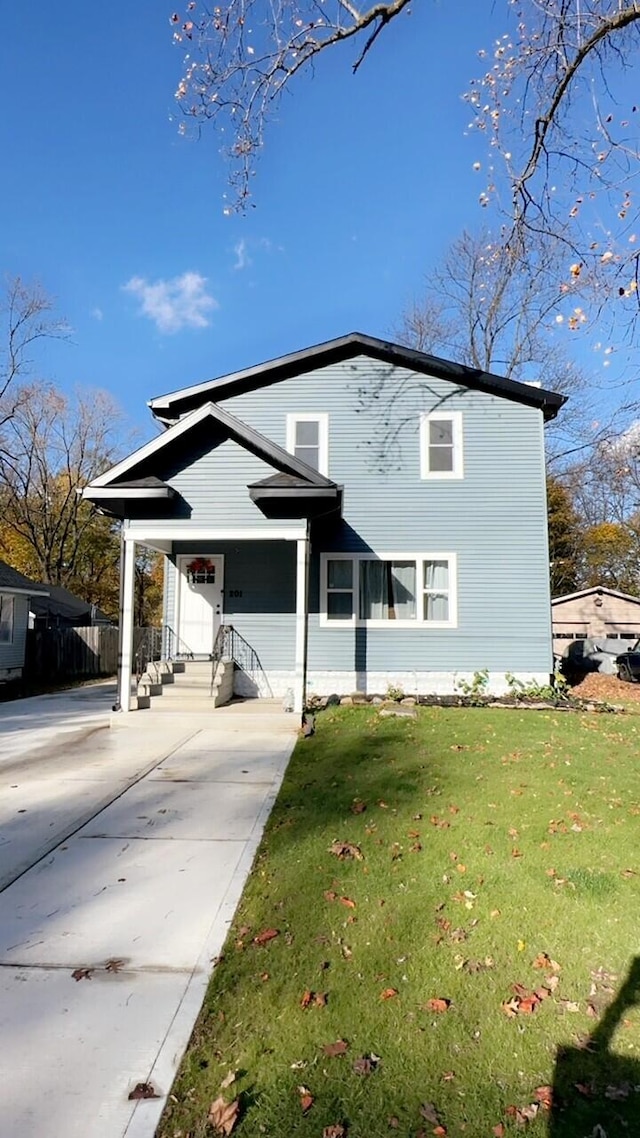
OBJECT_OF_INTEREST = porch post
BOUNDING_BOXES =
[118,534,136,713]
[294,527,310,716]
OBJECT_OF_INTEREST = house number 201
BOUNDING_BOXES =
[228,589,243,598]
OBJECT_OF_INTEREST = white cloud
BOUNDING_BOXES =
[91,307,103,321]
[233,238,251,271]
[122,271,218,333]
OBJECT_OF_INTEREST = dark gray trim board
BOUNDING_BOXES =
[148,332,567,422]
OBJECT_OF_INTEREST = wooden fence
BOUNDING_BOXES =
[25,626,120,682]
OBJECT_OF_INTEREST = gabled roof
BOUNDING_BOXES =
[0,560,48,597]
[148,332,567,423]
[552,585,640,606]
[85,401,334,492]
[30,584,112,625]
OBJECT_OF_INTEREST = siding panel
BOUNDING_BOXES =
[147,353,552,682]
[223,356,552,675]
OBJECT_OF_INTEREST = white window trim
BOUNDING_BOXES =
[420,411,464,480]
[286,413,329,476]
[319,552,458,629]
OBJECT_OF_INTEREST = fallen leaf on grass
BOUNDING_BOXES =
[353,1054,381,1075]
[351,800,367,814]
[253,928,279,946]
[329,841,363,861]
[534,1085,553,1109]
[492,1125,505,1138]
[128,1082,160,1100]
[71,968,93,981]
[532,952,561,972]
[502,986,541,1017]
[298,1087,314,1113]
[560,1000,581,1013]
[380,987,398,1000]
[260,971,270,982]
[506,1103,539,1124]
[208,1097,240,1134]
[420,1103,440,1123]
[430,816,450,829]
[301,989,328,1008]
[323,1126,346,1138]
[340,896,356,909]
[323,1039,349,1057]
[324,890,338,902]
[424,997,451,1013]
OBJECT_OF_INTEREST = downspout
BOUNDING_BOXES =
[112,519,125,712]
[302,518,310,727]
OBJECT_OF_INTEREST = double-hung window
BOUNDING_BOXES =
[420,411,463,479]
[286,414,329,475]
[0,595,14,644]
[321,554,457,628]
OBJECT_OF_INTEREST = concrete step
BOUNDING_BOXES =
[155,685,217,698]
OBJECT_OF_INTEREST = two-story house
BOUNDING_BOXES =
[82,333,565,713]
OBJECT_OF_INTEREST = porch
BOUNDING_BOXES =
[118,527,310,716]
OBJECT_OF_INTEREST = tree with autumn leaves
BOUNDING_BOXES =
[0,279,162,625]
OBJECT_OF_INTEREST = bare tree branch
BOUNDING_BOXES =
[171,0,411,207]
[467,2,640,313]
[0,277,69,430]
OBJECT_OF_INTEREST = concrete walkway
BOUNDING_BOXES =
[0,697,298,1138]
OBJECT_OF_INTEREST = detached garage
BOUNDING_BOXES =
[552,586,640,657]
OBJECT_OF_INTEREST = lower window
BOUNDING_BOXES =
[0,595,14,644]
[322,554,456,628]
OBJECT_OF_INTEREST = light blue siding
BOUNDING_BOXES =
[222,357,552,675]
[151,354,552,681]
[165,541,296,671]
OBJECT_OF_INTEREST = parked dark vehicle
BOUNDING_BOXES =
[560,637,620,680]
[616,641,640,682]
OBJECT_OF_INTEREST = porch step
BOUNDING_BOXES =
[135,658,234,710]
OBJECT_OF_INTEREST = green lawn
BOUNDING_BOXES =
[158,706,640,1138]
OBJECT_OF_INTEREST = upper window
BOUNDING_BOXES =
[320,554,457,628]
[0,595,14,644]
[420,411,463,480]
[286,414,329,475]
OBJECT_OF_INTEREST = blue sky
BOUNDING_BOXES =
[0,1,615,438]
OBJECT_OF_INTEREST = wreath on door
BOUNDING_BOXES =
[186,557,215,584]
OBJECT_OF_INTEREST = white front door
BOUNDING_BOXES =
[177,555,224,656]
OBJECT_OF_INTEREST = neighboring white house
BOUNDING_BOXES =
[0,561,48,683]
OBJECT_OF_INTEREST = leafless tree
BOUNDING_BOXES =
[0,277,68,428]
[171,0,411,207]
[358,228,597,470]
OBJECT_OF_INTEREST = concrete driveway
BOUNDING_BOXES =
[0,696,297,1138]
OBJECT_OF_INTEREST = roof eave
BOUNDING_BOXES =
[148,332,567,421]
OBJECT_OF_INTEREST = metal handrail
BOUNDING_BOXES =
[210,624,273,698]
[210,623,233,695]
[134,626,162,685]
[163,624,195,661]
